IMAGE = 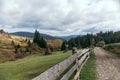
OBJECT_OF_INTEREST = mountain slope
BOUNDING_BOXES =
[10,32,60,40]
[59,35,80,40]
[10,32,81,40]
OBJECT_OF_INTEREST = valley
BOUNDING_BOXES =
[0,29,120,80]
[0,0,120,80]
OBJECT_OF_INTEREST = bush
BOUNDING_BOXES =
[17,44,21,48]
[25,47,29,52]
[44,46,52,55]
[96,41,105,48]
[15,48,18,53]
[15,53,23,58]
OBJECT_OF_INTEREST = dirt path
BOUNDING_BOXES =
[94,47,120,80]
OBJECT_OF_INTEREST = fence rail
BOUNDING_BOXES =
[32,49,91,80]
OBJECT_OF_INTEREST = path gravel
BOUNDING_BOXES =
[94,47,120,80]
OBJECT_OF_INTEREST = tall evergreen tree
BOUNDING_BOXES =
[68,38,77,49]
[61,40,67,51]
[33,30,47,48]
[33,30,41,43]
[39,37,47,48]
[28,40,32,47]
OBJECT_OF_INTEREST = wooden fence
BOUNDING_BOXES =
[32,49,91,80]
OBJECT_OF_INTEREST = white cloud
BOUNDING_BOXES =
[0,0,120,36]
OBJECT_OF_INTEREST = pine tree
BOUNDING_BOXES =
[39,38,47,48]
[27,40,31,47]
[33,30,41,44]
[33,30,47,48]
[61,40,67,51]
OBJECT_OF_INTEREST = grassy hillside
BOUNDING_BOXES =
[0,51,71,80]
[0,33,12,45]
[0,32,63,63]
[0,33,33,63]
[104,43,120,57]
[0,49,15,63]
[0,33,29,48]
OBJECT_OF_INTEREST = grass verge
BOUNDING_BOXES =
[0,51,72,80]
[104,43,120,57]
[80,50,96,80]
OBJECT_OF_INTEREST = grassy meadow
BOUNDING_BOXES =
[0,51,72,80]
[104,43,120,57]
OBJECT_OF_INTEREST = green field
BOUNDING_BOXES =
[104,43,120,57]
[0,51,72,80]
[80,50,96,80]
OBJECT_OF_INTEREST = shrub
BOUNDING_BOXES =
[44,46,52,55]
[97,41,105,48]
[15,48,18,53]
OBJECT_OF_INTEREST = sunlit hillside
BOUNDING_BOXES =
[0,30,63,63]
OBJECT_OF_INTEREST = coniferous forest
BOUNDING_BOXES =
[67,31,120,48]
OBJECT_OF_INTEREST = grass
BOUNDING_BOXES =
[0,49,15,63]
[80,50,96,80]
[110,43,120,45]
[104,43,120,57]
[0,51,72,80]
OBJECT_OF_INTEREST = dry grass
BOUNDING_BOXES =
[0,33,31,48]
[47,39,63,51]
[0,33,63,63]
[0,49,15,63]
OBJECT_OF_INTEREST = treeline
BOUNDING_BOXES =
[13,30,53,57]
[61,31,120,50]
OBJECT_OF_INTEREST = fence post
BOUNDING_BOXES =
[33,49,90,80]
[72,47,77,55]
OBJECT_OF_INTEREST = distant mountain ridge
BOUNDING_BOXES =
[10,32,59,40]
[58,35,80,40]
[10,31,80,40]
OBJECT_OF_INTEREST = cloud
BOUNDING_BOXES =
[0,0,120,36]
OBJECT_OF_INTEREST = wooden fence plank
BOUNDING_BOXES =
[60,52,90,80]
[32,49,90,80]
[32,52,80,80]
[73,53,90,80]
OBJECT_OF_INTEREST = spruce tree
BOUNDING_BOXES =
[33,30,47,48]
[33,30,41,44]
[61,40,67,51]
[39,37,47,48]
[28,40,31,47]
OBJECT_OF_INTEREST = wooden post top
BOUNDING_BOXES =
[72,47,77,55]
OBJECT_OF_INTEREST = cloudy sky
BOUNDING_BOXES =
[0,0,120,36]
